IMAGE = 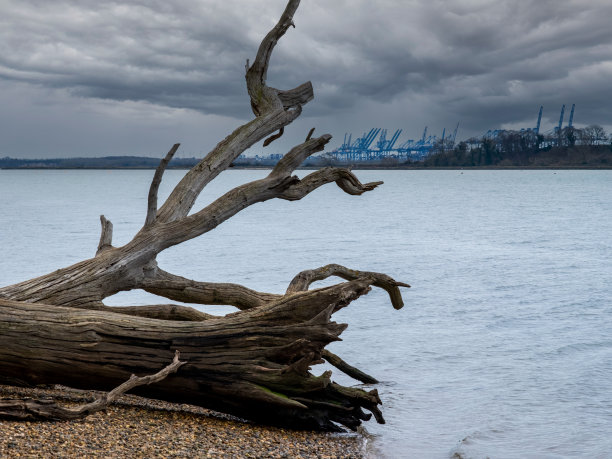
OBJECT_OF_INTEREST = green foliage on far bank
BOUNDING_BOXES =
[419,127,611,168]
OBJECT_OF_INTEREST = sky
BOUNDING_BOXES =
[1,0,611,159]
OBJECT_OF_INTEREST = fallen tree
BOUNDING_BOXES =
[0,0,408,431]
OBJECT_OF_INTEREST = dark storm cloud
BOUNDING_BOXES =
[1,0,611,157]
[0,0,260,117]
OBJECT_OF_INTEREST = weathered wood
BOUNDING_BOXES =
[146,143,180,226]
[305,127,315,141]
[0,0,409,431]
[0,351,184,421]
[0,278,391,430]
[322,350,379,385]
[96,215,113,255]
[287,263,410,310]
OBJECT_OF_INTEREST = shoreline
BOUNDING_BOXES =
[0,385,365,458]
[2,165,611,170]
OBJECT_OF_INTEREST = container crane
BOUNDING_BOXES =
[568,104,575,128]
[557,104,566,133]
[556,104,566,146]
[388,129,402,150]
[535,106,543,134]
[376,129,388,151]
[451,123,459,148]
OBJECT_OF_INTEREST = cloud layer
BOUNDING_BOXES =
[1,0,611,157]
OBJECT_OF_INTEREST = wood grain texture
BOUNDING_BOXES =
[0,279,388,430]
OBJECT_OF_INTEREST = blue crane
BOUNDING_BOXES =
[376,129,388,150]
[330,125,440,162]
[388,129,402,150]
[451,123,459,147]
[557,104,566,133]
[356,128,381,150]
[535,106,543,134]
[377,129,402,151]
[568,104,575,128]
[556,104,566,146]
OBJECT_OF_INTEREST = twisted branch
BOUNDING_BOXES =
[287,263,410,310]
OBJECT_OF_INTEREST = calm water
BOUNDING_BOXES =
[1,169,611,458]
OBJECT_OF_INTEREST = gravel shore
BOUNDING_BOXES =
[0,385,364,458]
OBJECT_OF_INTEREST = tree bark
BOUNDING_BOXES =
[0,277,397,430]
[0,0,408,431]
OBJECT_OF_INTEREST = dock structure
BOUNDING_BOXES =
[326,124,459,163]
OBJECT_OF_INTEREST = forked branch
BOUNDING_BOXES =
[287,263,410,310]
[153,0,309,225]
[278,168,384,201]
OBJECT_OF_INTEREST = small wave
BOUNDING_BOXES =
[449,429,500,459]
[553,340,612,357]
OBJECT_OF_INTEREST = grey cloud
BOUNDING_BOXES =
[0,0,611,158]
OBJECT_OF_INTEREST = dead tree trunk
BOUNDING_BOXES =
[0,0,408,431]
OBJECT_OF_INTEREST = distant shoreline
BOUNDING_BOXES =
[1,165,611,170]
[1,153,611,170]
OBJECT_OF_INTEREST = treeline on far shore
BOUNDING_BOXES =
[415,143,611,169]
[417,125,611,168]
[0,156,201,169]
[2,143,612,170]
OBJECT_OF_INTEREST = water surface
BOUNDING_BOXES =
[1,169,611,458]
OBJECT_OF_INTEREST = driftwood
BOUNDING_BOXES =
[0,351,184,421]
[0,0,408,431]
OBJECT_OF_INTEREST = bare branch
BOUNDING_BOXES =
[138,269,281,310]
[151,1,309,225]
[147,139,386,255]
[322,349,378,384]
[286,263,410,310]
[305,127,315,141]
[263,127,284,147]
[247,0,300,91]
[278,167,383,201]
[96,215,113,255]
[155,108,301,224]
[271,134,332,177]
[146,143,180,226]
[0,351,185,421]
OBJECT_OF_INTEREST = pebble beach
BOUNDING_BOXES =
[0,385,364,458]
